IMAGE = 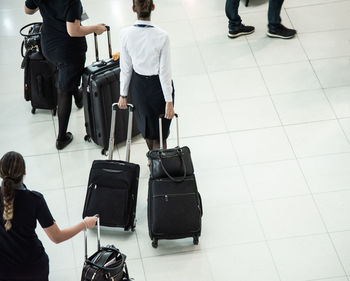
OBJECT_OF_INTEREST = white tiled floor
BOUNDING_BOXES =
[1,0,350,280]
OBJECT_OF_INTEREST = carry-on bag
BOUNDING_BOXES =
[147,114,194,180]
[147,115,203,248]
[81,216,131,281]
[82,103,140,231]
[20,22,57,116]
[82,26,138,155]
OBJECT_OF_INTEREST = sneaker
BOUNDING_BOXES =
[267,24,297,39]
[56,132,73,150]
[74,88,83,109]
[228,24,255,38]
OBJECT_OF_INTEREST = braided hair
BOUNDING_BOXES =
[133,0,154,19]
[0,151,25,231]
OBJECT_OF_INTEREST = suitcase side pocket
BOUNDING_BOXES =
[151,192,201,235]
[85,183,129,227]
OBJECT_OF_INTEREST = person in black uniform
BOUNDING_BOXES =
[24,0,107,150]
[118,0,175,152]
[0,151,98,281]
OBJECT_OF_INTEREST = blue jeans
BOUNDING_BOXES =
[225,0,284,31]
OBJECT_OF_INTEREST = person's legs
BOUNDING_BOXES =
[267,0,296,39]
[56,88,73,149]
[145,138,154,151]
[225,0,242,31]
[55,63,75,149]
[72,54,86,109]
[267,0,284,29]
[57,88,72,140]
[225,0,255,38]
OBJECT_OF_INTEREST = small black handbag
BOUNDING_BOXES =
[147,114,194,182]
[81,217,130,281]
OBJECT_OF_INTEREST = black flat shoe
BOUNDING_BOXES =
[56,132,73,150]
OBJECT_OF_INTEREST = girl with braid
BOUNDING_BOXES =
[0,151,97,281]
[118,0,175,151]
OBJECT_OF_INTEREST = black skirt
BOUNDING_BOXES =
[130,71,174,140]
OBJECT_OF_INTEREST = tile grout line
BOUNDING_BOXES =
[54,111,82,270]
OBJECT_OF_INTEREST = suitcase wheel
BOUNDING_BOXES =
[101,148,107,156]
[31,108,36,114]
[84,135,91,142]
[152,238,158,248]
[52,108,56,116]
[193,236,199,245]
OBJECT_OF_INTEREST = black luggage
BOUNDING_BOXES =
[147,115,203,248]
[81,216,131,281]
[82,103,140,231]
[82,26,138,155]
[20,22,57,116]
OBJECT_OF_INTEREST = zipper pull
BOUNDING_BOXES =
[165,195,168,202]
[94,184,97,189]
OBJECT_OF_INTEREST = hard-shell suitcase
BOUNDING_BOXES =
[81,216,131,281]
[82,26,138,155]
[147,115,203,248]
[20,22,57,116]
[82,103,140,231]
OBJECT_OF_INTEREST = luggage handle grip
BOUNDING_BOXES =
[93,25,112,62]
[159,114,179,149]
[84,214,100,260]
[19,22,42,37]
[108,103,134,162]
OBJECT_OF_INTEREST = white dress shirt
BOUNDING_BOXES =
[120,20,173,102]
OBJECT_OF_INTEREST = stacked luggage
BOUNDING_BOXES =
[82,26,138,155]
[20,22,57,115]
[146,115,203,248]
[82,103,140,231]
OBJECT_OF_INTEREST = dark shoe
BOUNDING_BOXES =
[267,24,297,39]
[228,24,255,38]
[56,132,73,150]
[74,88,83,109]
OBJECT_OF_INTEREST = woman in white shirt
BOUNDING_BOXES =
[118,0,175,151]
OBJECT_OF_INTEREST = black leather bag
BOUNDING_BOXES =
[147,114,194,182]
[81,217,130,281]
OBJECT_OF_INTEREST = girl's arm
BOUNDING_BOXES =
[118,31,133,109]
[43,216,97,244]
[159,35,175,119]
[24,6,38,14]
[66,20,106,37]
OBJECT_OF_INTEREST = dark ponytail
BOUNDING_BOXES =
[133,0,154,19]
[0,152,25,231]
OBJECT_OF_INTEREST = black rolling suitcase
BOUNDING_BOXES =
[147,115,203,248]
[81,216,131,281]
[82,26,138,155]
[20,22,57,116]
[82,103,140,231]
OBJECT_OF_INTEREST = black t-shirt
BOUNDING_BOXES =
[0,185,54,279]
[25,0,87,62]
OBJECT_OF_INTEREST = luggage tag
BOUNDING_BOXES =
[81,9,89,21]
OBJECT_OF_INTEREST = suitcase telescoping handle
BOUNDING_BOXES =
[159,114,179,150]
[93,25,112,62]
[84,214,101,260]
[108,103,135,162]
